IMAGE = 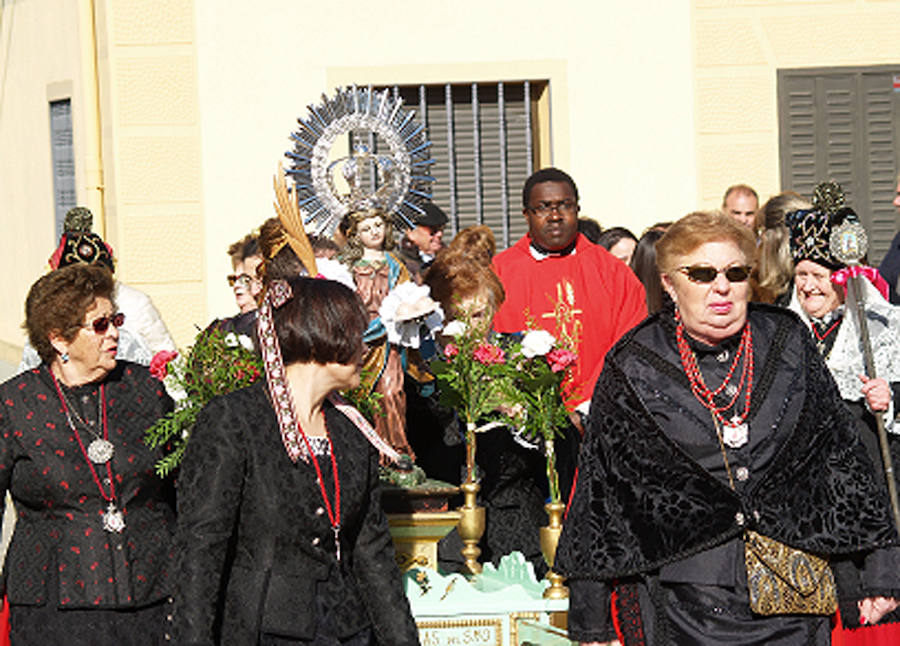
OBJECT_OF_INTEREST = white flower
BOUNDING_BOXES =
[521,329,556,358]
[443,320,468,338]
[378,283,443,348]
[237,334,254,351]
[315,258,355,289]
[224,332,239,348]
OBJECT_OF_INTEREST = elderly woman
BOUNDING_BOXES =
[555,211,900,646]
[0,264,175,644]
[785,191,900,636]
[173,277,419,645]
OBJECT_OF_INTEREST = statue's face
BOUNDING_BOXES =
[356,215,386,251]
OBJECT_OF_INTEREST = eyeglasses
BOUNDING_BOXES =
[678,265,752,284]
[227,274,260,288]
[527,200,578,216]
[82,312,125,334]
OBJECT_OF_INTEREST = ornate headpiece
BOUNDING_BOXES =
[49,207,115,273]
[786,181,860,271]
[285,85,434,236]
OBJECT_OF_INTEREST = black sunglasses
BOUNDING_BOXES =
[82,312,125,334]
[678,265,752,284]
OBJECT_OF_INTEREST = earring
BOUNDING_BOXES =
[61,352,69,363]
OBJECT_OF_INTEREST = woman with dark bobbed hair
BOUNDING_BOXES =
[173,276,419,645]
[556,211,900,646]
[0,264,175,644]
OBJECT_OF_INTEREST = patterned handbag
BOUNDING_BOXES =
[744,529,838,615]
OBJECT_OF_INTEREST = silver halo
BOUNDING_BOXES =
[286,85,434,237]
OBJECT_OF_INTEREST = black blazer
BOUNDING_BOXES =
[0,363,175,609]
[173,381,419,646]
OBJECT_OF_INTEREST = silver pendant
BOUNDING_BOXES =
[102,502,125,533]
[87,438,114,464]
[333,526,341,562]
[723,417,749,449]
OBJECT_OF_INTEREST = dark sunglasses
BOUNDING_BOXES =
[227,273,259,288]
[82,312,125,334]
[678,265,752,284]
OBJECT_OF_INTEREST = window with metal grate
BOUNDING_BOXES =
[357,81,549,249]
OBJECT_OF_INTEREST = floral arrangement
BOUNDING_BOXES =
[429,318,512,483]
[145,328,262,476]
[506,329,577,503]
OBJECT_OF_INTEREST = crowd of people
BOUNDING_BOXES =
[2,167,900,646]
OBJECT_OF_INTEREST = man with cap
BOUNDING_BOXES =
[398,201,448,281]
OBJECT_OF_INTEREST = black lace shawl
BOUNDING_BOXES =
[555,305,898,585]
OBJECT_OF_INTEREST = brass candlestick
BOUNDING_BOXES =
[540,501,569,599]
[457,480,485,575]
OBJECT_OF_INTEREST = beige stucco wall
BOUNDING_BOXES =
[194,0,698,320]
[692,0,900,209]
[93,0,204,347]
[0,0,204,359]
[0,0,88,362]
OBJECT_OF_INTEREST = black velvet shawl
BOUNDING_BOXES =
[555,305,899,585]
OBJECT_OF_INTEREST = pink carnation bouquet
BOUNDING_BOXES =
[430,319,513,484]
[507,329,578,503]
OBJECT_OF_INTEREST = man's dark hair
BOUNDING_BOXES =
[522,167,579,208]
[577,217,602,244]
[274,277,368,366]
[227,233,260,265]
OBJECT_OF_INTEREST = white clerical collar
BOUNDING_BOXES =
[529,243,577,261]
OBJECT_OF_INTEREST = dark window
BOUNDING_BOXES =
[778,66,900,263]
[49,99,76,239]
[367,81,548,249]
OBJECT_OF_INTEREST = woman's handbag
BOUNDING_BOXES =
[744,529,837,615]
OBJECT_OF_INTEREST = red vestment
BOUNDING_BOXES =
[493,234,647,410]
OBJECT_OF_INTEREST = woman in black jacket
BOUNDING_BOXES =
[173,277,419,646]
[556,212,900,645]
[1,264,175,645]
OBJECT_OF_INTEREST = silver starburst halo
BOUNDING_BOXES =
[286,85,435,237]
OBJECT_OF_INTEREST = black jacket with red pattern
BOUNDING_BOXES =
[0,362,174,609]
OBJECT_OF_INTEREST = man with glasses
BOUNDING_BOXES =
[226,233,264,315]
[398,201,447,282]
[493,167,647,425]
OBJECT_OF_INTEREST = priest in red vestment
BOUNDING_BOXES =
[493,168,647,414]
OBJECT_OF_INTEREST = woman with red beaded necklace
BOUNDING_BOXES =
[173,276,419,646]
[554,211,900,646]
[0,264,175,645]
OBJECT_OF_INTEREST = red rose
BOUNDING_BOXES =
[149,350,178,380]
[443,343,459,359]
[473,343,505,365]
[546,348,577,373]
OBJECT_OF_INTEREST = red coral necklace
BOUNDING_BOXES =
[675,315,754,449]
[297,414,342,562]
[50,370,125,533]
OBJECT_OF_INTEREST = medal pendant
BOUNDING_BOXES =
[103,502,125,533]
[723,418,749,449]
[87,438,114,464]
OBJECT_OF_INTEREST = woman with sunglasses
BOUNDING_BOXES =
[0,264,175,644]
[555,211,900,645]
